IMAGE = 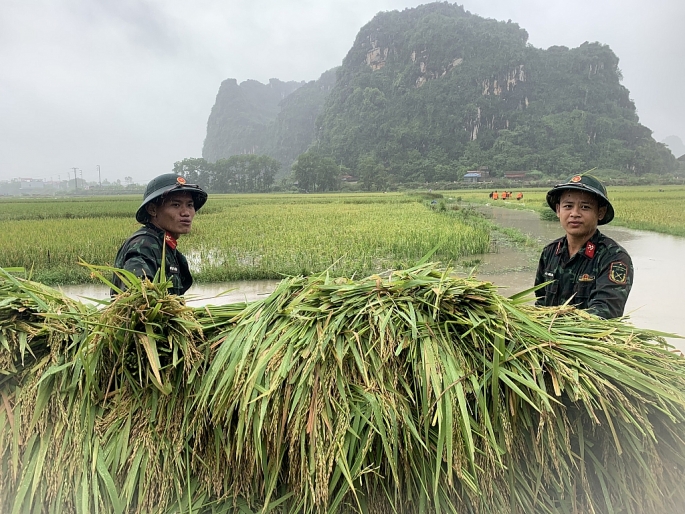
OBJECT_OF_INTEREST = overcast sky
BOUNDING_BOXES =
[1,0,683,183]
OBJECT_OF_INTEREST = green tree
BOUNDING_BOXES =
[292,152,340,192]
[173,158,213,190]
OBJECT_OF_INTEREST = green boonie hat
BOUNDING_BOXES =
[136,173,208,224]
[546,174,614,225]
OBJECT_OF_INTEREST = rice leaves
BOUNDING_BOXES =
[1,263,685,513]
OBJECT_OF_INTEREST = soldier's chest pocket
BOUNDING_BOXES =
[544,281,558,303]
[574,275,595,301]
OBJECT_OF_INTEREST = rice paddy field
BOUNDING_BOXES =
[3,190,685,513]
[0,193,491,285]
[450,185,685,237]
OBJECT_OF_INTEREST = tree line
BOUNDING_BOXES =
[172,155,280,193]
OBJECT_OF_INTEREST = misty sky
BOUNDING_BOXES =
[1,0,683,183]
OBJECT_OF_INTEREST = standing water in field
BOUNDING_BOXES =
[472,206,685,350]
[60,206,685,350]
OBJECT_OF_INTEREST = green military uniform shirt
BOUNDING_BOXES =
[111,223,193,296]
[534,230,632,319]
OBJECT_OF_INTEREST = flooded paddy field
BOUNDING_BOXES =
[62,205,685,351]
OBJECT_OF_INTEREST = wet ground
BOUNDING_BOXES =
[61,205,685,350]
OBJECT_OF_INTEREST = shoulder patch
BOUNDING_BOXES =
[608,261,628,284]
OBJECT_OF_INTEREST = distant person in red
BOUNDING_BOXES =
[516,192,523,201]
[493,191,499,200]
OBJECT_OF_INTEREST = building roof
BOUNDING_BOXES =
[463,172,481,178]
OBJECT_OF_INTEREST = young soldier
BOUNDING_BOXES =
[111,174,207,296]
[534,174,632,319]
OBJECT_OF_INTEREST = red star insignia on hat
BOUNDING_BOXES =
[176,176,186,185]
[570,175,582,183]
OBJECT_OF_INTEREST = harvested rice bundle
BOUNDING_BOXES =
[199,264,685,513]
[1,263,685,514]
[0,268,90,380]
[1,268,210,514]
[0,270,93,509]
[73,270,208,513]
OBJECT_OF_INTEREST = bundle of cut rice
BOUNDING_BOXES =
[1,264,684,513]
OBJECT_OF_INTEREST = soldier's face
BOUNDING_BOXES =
[555,190,607,241]
[146,192,196,238]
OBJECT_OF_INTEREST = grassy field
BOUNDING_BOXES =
[448,185,685,237]
[0,193,491,284]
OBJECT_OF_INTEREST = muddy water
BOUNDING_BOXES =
[472,206,685,351]
[60,207,685,350]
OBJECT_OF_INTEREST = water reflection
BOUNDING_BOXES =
[60,207,685,351]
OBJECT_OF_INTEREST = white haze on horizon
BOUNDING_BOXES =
[0,0,683,183]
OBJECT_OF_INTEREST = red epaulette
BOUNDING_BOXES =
[584,241,596,258]
[165,232,178,250]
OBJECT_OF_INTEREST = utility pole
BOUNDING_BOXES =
[97,165,101,187]
[71,167,79,190]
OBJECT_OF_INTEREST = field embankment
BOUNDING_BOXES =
[450,185,685,237]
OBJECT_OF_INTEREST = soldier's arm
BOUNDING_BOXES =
[534,248,551,306]
[120,236,161,282]
[586,252,633,319]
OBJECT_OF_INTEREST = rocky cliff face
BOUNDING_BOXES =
[202,78,304,163]
[202,71,336,174]
[203,2,676,180]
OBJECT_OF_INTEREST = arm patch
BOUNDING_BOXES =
[608,261,628,284]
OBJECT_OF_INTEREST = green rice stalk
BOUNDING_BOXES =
[1,263,685,513]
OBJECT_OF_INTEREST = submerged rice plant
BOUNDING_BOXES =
[1,264,685,513]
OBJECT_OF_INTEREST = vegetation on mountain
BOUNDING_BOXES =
[199,2,678,188]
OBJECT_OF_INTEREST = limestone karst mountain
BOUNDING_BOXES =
[203,2,677,182]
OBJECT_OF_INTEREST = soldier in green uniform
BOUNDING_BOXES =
[111,174,207,296]
[534,174,633,319]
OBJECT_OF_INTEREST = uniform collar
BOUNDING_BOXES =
[144,223,177,250]
[556,230,602,259]
[164,232,178,250]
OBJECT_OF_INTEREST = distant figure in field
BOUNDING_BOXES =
[111,174,207,296]
[516,192,523,201]
[534,174,632,319]
[493,191,499,200]
[488,191,493,199]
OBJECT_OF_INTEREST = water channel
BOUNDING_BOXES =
[60,205,685,351]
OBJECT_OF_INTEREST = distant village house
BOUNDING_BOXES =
[462,166,490,183]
